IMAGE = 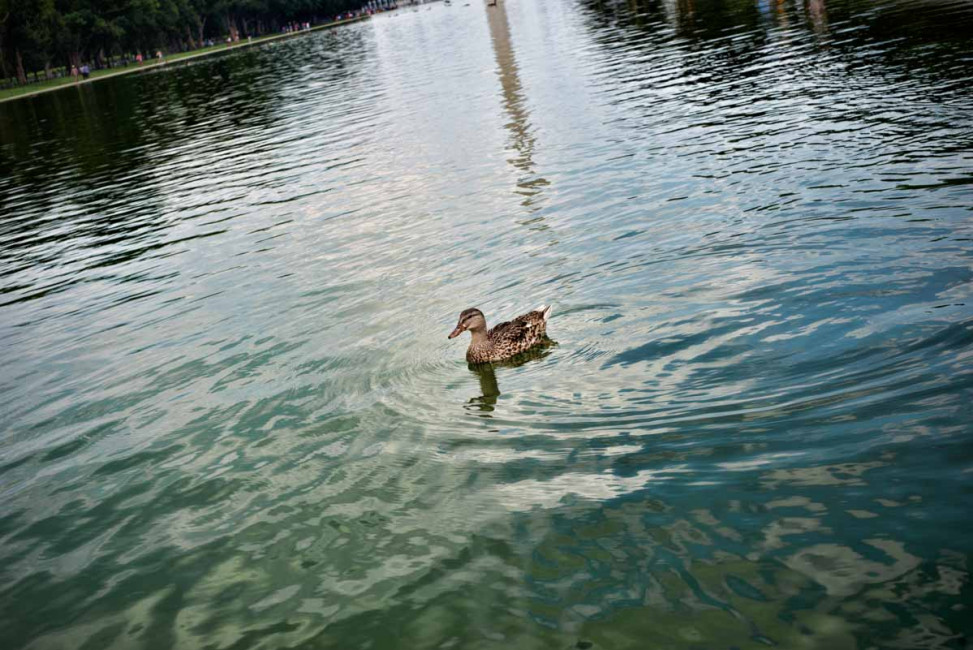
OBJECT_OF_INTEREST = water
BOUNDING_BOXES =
[1,0,971,647]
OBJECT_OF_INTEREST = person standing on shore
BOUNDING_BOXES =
[136,53,143,65]
[71,65,79,82]
[81,64,90,80]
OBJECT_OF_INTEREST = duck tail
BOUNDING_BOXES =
[537,304,553,322]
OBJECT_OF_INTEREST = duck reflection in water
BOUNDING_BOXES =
[465,344,556,415]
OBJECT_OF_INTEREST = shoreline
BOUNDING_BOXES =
[0,15,371,105]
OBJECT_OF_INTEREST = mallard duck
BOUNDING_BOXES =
[448,305,553,363]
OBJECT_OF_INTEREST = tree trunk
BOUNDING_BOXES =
[226,14,239,41]
[185,26,196,50]
[45,61,52,79]
[15,49,26,85]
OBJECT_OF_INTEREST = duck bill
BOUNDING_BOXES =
[448,325,464,339]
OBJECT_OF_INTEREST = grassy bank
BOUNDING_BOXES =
[0,15,369,105]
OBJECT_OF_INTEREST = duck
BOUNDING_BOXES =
[448,305,553,363]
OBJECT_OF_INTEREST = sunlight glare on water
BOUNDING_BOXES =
[1,0,972,648]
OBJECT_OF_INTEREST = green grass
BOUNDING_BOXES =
[0,17,367,104]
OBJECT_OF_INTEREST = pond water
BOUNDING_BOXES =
[1,0,972,648]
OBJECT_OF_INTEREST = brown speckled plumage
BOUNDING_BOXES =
[448,305,553,363]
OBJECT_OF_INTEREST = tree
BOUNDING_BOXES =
[1,0,365,84]
[2,0,56,83]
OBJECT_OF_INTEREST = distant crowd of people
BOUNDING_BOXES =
[283,22,313,33]
[59,12,380,86]
[70,64,90,80]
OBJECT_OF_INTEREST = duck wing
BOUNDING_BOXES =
[520,306,551,332]
[488,318,526,342]
[488,308,550,357]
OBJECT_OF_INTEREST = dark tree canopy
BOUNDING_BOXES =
[0,0,366,83]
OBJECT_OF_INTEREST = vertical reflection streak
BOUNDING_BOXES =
[486,0,550,213]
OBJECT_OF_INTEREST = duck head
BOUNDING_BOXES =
[448,308,487,339]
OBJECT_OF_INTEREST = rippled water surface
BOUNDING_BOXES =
[2,0,972,647]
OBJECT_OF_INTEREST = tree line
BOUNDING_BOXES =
[0,0,367,85]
